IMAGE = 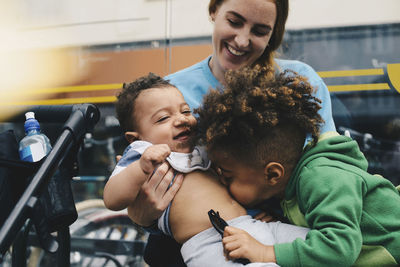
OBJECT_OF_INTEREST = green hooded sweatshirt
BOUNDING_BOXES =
[274,132,400,267]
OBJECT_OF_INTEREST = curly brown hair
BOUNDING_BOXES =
[195,66,324,168]
[115,73,173,132]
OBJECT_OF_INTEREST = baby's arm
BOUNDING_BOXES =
[223,226,276,263]
[103,144,171,211]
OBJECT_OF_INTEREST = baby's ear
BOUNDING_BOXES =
[264,162,285,186]
[125,131,140,143]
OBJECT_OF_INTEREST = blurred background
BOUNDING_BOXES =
[1,0,399,202]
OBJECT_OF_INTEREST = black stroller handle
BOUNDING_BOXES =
[0,104,100,256]
[12,104,99,126]
[12,105,75,123]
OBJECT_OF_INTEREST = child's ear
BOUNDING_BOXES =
[125,131,140,143]
[264,162,284,186]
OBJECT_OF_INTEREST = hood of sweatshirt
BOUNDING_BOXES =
[285,132,368,200]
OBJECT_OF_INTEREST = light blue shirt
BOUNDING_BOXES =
[166,56,336,134]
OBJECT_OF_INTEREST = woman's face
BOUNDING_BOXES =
[210,0,276,78]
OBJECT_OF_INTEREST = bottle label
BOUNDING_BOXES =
[19,143,46,162]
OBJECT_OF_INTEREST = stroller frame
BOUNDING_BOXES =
[0,104,100,266]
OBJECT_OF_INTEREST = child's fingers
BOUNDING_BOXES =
[153,145,171,161]
[223,239,242,252]
[253,211,266,220]
[222,235,244,252]
[256,213,275,222]
[152,144,171,155]
[140,144,171,175]
[223,226,243,236]
[223,241,246,260]
[143,145,170,164]
[222,230,244,247]
[227,248,245,260]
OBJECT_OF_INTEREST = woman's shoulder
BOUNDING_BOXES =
[164,56,220,105]
[275,58,316,75]
[275,58,325,87]
[165,56,211,82]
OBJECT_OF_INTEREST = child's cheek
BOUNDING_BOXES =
[190,117,197,127]
[229,184,255,206]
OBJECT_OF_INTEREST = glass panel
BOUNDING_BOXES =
[282,24,400,185]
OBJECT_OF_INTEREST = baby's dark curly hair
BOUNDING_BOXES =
[116,73,173,132]
[195,66,324,169]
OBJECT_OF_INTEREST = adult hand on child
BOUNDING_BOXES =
[127,162,184,227]
[222,226,276,263]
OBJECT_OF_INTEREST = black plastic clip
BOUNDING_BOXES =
[208,209,228,237]
[207,209,251,265]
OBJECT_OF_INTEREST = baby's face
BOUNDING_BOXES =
[133,86,197,153]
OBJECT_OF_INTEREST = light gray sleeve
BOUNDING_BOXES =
[246,263,279,267]
[268,221,310,244]
[182,221,282,267]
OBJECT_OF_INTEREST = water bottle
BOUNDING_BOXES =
[19,112,52,162]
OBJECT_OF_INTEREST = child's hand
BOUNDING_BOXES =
[222,226,276,263]
[253,211,276,222]
[140,144,171,174]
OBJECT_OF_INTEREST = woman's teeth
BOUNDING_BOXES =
[227,45,246,56]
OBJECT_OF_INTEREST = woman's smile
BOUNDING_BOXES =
[225,43,247,56]
[209,0,277,81]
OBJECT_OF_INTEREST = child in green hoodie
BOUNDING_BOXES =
[195,65,400,267]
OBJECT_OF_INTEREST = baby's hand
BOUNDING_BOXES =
[140,144,171,175]
[223,226,274,263]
